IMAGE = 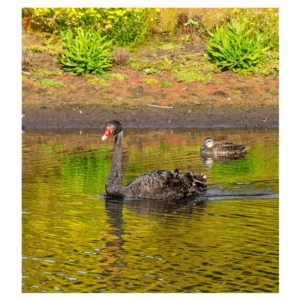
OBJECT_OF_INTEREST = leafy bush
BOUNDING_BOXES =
[60,28,113,75]
[205,19,270,75]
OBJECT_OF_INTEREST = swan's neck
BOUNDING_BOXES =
[106,131,124,196]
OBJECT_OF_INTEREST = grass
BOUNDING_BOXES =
[175,69,211,83]
[159,81,173,88]
[143,68,163,76]
[87,72,128,86]
[27,45,44,53]
[35,69,63,77]
[105,73,129,81]
[87,77,111,86]
[26,42,63,56]
[157,57,174,71]
[36,78,66,88]
[130,60,143,70]
[142,78,173,87]
[130,59,163,75]
[129,43,215,84]
[142,78,159,84]
[159,43,184,50]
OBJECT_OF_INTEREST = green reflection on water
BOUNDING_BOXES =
[22,128,278,293]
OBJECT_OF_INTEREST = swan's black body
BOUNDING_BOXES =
[102,120,207,200]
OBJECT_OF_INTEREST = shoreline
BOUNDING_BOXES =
[22,105,279,130]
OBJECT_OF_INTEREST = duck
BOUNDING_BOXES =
[200,137,247,157]
[101,120,207,200]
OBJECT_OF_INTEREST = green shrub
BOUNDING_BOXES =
[205,19,270,75]
[60,28,113,75]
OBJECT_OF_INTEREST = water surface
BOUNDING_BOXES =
[22,128,278,293]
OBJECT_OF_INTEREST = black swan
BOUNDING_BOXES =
[101,120,207,200]
[200,137,247,157]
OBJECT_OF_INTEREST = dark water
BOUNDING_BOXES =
[22,128,279,293]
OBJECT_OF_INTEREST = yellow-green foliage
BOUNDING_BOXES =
[221,8,279,51]
[23,8,278,75]
[26,7,161,46]
[157,8,277,33]
[25,7,278,50]
[25,8,278,45]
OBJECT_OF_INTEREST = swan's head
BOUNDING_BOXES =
[102,120,122,140]
[200,138,214,151]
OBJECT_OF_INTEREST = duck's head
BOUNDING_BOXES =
[201,138,215,151]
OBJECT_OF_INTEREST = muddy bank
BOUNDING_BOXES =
[22,104,278,129]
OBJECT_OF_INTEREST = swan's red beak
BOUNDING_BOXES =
[102,127,112,140]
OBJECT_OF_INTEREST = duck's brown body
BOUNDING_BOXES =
[200,138,247,157]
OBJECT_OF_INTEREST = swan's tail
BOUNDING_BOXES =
[175,170,207,196]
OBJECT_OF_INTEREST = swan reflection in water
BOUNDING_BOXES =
[105,195,207,215]
[96,196,207,289]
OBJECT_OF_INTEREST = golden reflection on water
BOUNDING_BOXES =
[22,128,278,292]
